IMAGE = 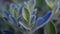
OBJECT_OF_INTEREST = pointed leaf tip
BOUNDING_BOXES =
[32,11,53,32]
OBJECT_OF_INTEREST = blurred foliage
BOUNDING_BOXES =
[44,22,56,34]
[0,0,59,34]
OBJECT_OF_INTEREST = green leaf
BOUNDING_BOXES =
[44,22,56,34]
[24,19,29,26]
[10,7,17,18]
[45,0,57,9]
[12,9,17,18]
[27,2,34,12]
[24,0,36,13]
[22,8,30,21]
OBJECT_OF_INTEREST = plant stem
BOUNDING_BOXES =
[23,30,32,34]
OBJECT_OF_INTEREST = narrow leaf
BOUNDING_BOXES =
[22,7,30,21]
[45,0,57,8]
[32,11,53,32]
